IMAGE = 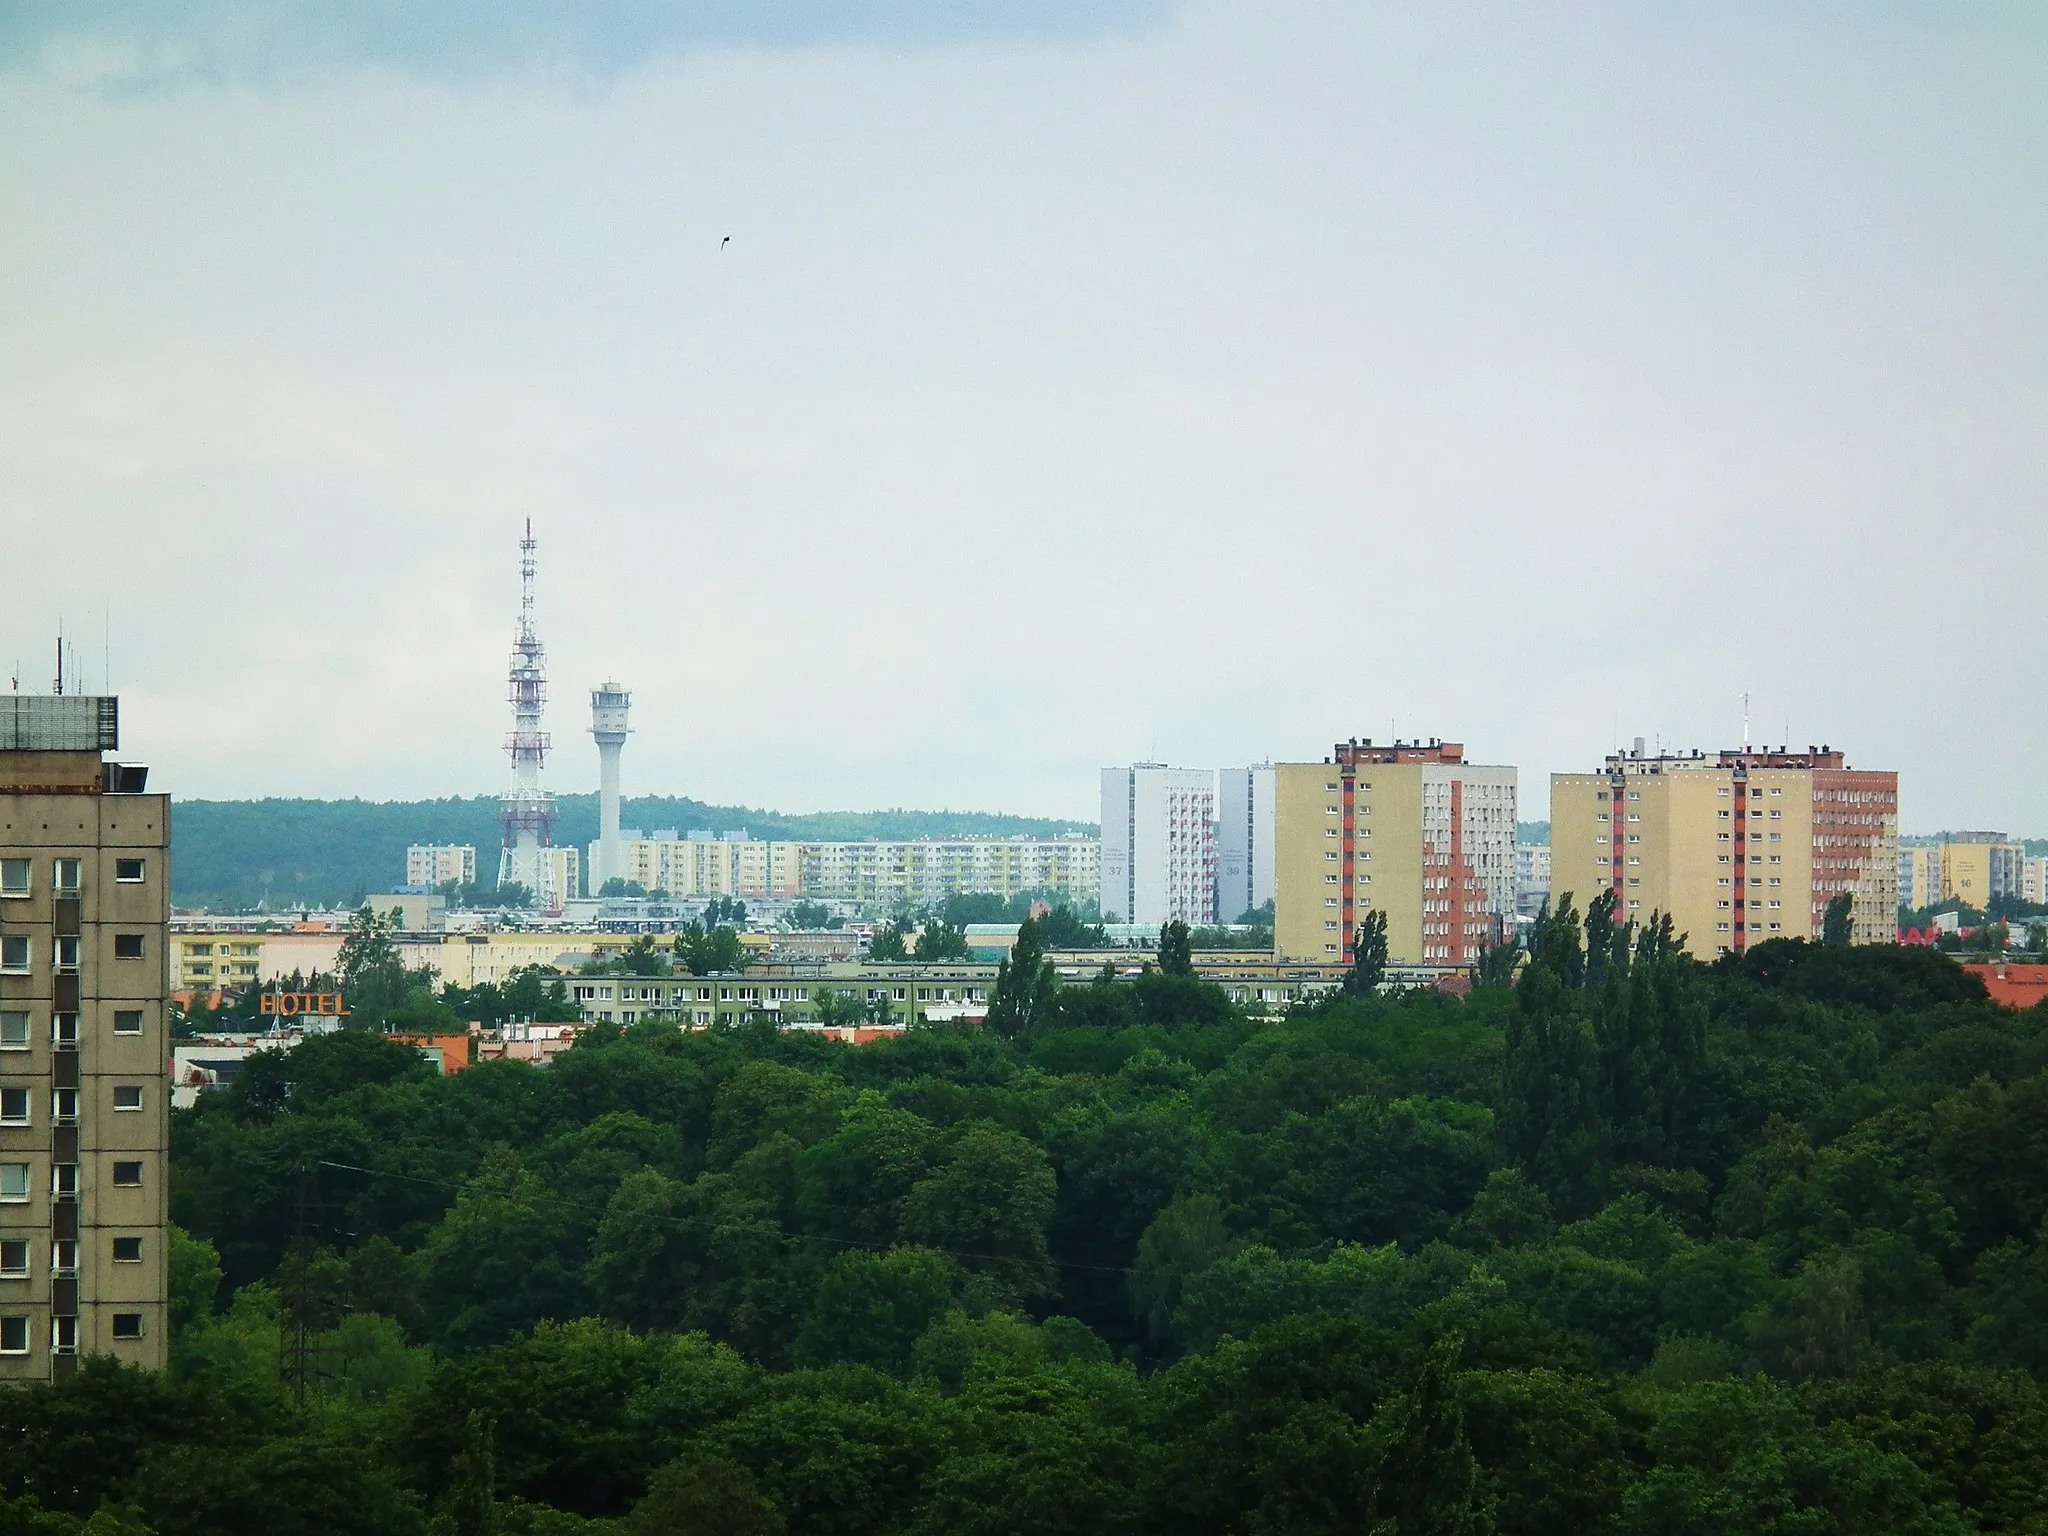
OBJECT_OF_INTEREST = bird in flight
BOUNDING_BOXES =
[721,236,731,249]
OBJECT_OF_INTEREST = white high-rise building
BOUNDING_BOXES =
[406,845,476,890]
[1216,766,1275,923]
[2025,855,2048,907]
[1100,765,1218,925]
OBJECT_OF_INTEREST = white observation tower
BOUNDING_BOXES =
[590,682,631,895]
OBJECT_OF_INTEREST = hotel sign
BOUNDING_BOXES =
[258,991,351,1018]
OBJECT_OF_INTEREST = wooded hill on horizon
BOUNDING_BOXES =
[170,795,1096,910]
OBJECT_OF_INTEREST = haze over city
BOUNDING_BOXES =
[4,3,2044,829]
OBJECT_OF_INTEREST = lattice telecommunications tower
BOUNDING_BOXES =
[497,520,560,908]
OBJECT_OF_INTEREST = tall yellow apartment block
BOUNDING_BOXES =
[1274,740,1517,969]
[1550,746,1897,961]
[0,696,168,1380]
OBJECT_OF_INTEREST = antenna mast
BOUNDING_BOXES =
[497,520,559,908]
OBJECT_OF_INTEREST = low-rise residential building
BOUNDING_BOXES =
[1966,962,2048,1009]
[366,891,444,932]
[173,935,265,994]
[174,1027,478,1106]
[567,953,1386,1028]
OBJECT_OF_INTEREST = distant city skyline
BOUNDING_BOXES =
[5,6,2044,832]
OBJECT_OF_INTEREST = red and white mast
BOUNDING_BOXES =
[497,520,558,907]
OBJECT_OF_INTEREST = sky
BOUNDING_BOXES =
[2,2,2043,830]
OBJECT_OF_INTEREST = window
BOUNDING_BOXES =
[0,1165,25,1201]
[0,1089,27,1125]
[0,1316,27,1354]
[52,1014,76,1047]
[53,937,78,972]
[113,1009,142,1035]
[51,1316,76,1353]
[0,1240,25,1276]
[50,1240,75,1274]
[114,934,145,960]
[115,859,145,883]
[51,1165,77,1197]
[112,1314,144,1341]
[0,938,27,975]
[114,1085,143,1111]
[112,1161,142,1187]
[0,861,26,898]
[53,860,80,893]
[0,1013,23,1050]
[113,1237,142,1263]
[51,1091,77,1124]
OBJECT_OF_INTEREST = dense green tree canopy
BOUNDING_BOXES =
[14,931,2048,1533]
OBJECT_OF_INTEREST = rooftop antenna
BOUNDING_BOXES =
[53,623,62,696]
[1742,692,1751,752]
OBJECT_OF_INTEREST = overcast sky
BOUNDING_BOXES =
[2,3,2043,830]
